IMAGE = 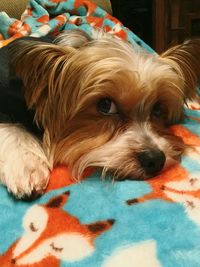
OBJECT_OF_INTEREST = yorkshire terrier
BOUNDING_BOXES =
[0,29,199,198]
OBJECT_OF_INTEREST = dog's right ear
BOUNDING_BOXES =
[9,38,76,109]
[8,30,91,124]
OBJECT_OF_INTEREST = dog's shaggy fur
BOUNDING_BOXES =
[0,30,200,198]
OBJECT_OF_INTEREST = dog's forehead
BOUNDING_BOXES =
[106,79,155,116]
[105,62,180,116]
[116,89,147,113]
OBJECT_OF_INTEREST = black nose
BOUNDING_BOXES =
[137,149,166,176]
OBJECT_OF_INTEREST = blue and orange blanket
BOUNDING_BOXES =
[1,0,200,266]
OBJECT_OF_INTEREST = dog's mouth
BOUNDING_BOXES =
[66,122,186,182]
[107,143,184,182]
[73,145,184,182]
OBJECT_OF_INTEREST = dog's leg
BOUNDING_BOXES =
[0,124,50,198]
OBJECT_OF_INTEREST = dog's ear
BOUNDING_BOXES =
[8,38,78,126]
[9,38,77,106]
[161,39,200,100]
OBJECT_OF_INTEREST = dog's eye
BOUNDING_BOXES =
[151,102,166,118]
[97,98,118,115]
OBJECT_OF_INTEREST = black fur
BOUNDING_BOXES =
[0,36,54,136]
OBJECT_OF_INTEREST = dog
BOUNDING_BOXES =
[0,29,199,198]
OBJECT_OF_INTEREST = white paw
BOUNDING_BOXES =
[0,125,50,198]
[2,149,50,199]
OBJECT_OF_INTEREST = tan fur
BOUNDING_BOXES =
[161,39,200,100]
[8,31,200,181]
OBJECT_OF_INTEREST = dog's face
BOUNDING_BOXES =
[10,31,200,180]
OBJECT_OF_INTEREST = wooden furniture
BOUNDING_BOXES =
[111,0,200,52]
[154,0,200,53]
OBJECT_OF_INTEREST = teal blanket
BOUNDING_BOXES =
[1,1,200,266]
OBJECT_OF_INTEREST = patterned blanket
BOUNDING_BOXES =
[1,1,200,266]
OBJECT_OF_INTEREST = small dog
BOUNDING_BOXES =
[0,30,200,198]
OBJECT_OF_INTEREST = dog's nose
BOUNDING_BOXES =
[137,149,166,176]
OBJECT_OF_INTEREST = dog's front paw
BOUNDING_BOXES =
[0,125,50,199]
[2,150,50,199]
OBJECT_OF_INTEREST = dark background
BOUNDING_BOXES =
[110,0,200,53]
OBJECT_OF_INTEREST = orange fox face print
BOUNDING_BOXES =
[0,191,114,266]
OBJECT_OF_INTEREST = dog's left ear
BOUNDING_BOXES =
[161,39,200,100]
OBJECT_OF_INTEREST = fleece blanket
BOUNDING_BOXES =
[1,1,200,266]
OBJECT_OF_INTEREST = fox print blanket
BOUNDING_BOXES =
[1,0,200,266]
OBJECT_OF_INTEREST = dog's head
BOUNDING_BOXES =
[9,30,200,180]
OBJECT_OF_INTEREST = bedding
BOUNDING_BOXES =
[1,1,200,266]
